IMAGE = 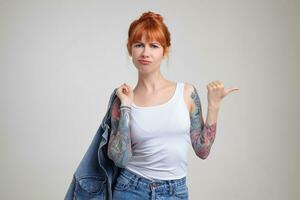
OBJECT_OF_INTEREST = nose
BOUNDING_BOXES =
[141,45,150,58]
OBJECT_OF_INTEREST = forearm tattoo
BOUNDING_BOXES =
[190,86,217,159]
[107,99,132,167]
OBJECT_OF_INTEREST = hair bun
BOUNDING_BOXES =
[139,11,163,22]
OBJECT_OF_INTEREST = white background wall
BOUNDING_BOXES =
[0,0,299,199]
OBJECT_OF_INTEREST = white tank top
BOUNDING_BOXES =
[125,82,191,180]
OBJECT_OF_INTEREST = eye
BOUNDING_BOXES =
[134,44,143,48]
[151,44,159,48]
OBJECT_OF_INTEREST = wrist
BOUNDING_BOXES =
[120,102,132,107]
[208,104,220,111]
[120,104,132,110]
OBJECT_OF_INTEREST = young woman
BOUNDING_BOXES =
[107,11,239,200]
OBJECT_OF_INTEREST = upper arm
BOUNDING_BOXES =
[184,82,205,133]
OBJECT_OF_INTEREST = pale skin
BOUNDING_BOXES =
[107,32,239,167]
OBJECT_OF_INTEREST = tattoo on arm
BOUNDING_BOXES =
[107,98,132,167]
[190,86,217,159]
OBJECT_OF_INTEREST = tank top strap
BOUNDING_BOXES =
[174,81,185,102]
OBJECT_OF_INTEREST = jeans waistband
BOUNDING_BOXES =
[120,168,186,187]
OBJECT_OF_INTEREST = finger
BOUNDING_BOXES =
[123,83,128,89]
[207,83,214,90]
[215,81,225,90]
[121,86,128,93]
[206,83,211,89]
[216,80,224,87]
[214,81,223,87]
[225,87,240,95]
[210,82,218,89]
[124,83,130,90]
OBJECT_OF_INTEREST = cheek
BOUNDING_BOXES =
[154,52,164,60]
[156,49,164,57]
[131,49,140,58]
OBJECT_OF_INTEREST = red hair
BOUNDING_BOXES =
[127,11,171,57]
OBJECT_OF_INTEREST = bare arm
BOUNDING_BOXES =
[107,98,132,167]
[189,85,219,159]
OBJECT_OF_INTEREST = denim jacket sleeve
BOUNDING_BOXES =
[64,174,76,199]
[64,88,121,200]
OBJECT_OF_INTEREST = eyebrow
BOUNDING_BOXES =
[135,41,161,45]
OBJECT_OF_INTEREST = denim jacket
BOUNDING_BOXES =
[64,88,122,200]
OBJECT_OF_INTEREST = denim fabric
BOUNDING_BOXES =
[65,88,123,200]
[112,168,189,200]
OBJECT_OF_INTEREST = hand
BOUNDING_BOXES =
[116,83,134,106]
[207,80,239,108]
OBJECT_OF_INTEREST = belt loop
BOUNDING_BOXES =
[168,180,173,195]
[133,176,139,189]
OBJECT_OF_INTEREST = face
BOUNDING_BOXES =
[131,33,165,73]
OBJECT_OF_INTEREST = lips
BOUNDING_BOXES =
[138,59,151,64]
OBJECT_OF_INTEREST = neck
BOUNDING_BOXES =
[134,70,168,93]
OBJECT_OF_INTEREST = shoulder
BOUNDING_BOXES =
[183,82,198,113]
[183,82,196,95]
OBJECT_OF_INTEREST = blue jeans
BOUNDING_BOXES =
[112,168,189,200]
